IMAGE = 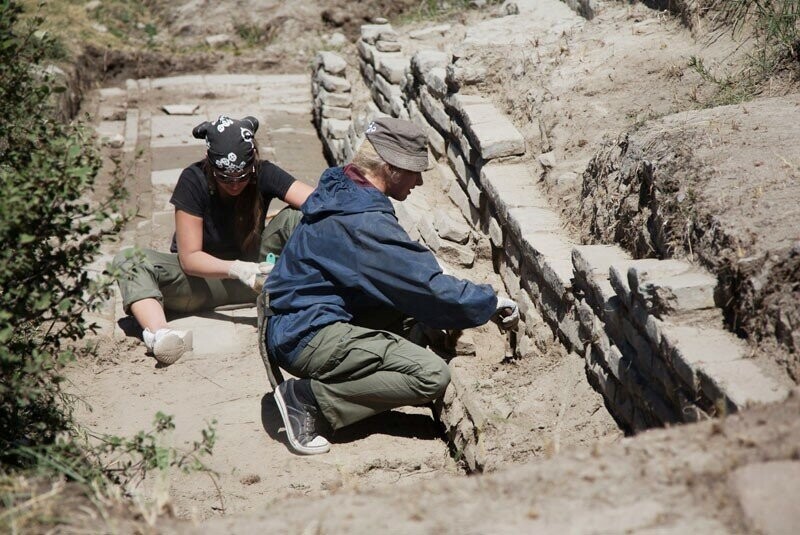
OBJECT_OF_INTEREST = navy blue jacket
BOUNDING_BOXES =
[266,166,497,365]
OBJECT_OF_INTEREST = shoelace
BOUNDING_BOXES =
[300,409,317,443]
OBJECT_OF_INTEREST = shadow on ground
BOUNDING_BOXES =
[260,393,442,453]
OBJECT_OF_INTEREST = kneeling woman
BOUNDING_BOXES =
[113,115,312,364]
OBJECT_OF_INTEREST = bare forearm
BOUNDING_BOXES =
[178,250,234,278]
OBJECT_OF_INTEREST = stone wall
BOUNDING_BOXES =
[311,23,789,450]
[311,51,353,164]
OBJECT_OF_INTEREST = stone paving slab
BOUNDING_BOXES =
[480,163,550,225]
[151,168,184,187]
[150,116,205,148]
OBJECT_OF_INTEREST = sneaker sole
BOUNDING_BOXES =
[274,387,330,455]
[153,331,193,365]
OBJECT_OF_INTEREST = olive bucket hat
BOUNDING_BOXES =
[364,117,431,173]
[192,115,259,174]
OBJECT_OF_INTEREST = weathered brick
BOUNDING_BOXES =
[439,241,475,267]
[418,213,442,251]
[375,40,402,53]
[488,216,503,247]
[357,39,377,63]
[517,231,575,297]
[446,178,479,227]
[423,67,448,98]
[411,50,450,80]
[374,53,408,85]
[699,359,789,412]
[317,70,351,93]
[321,118,350,139]
[628,259,716,316]
[320,105,351,120]
[360,24,398,44]
[444,94,525,159]
[434,209,470,244]
[479,163,550,229]
[315,88,353,108]
[419,87,450,135]
[314,51,347,75]
[661,323,744,395]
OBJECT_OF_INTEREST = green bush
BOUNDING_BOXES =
[0,0,124,461]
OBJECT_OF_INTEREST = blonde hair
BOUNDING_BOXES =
[351,139,406,186]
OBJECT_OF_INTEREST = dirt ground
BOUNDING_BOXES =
[27,0,800,532]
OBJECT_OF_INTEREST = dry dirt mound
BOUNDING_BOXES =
[180,388,800,534]
[576,95,800,382]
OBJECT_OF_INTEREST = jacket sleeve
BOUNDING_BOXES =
[351,212,497,329]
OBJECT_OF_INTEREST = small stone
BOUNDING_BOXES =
[538,151,556,168]
[439,241,475,267]
[503,2,520,15]
[326,32,347,47]
[376,40,402,53]
[488,217,503,247]
[84,0,101,11]
[455,332,476,356]
[161,104,199,116]
[205,34,233,47]
[446,64,487,90]
[314,51,347,75]
[371,17,389,24]
[434,209,471,244]
[102,133,125,149]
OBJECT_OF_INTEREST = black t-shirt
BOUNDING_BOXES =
[169,160,295,260]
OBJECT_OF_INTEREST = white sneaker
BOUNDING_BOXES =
[142,328,193,365]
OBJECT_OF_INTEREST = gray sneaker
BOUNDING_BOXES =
[274,379,330,455]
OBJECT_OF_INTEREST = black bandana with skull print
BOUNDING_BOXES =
[192,115,259,173]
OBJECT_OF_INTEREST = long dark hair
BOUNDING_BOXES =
[203,142,264,258]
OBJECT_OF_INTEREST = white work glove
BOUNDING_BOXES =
[228,260,271,289]
[492,296,520,330]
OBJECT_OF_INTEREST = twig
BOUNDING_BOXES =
[206,472,226,515]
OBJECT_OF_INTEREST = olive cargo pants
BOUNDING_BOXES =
[281,310,451,431]
[113,207,302,314]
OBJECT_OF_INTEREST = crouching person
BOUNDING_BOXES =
[265,118,519,455]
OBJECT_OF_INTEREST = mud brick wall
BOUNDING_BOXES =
[311,27,789,441]
[311,51,352,164]
[357,22,410,120]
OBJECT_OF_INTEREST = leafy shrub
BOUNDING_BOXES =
[0,0,124,461]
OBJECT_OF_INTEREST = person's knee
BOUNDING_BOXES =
[418,357,451,400]
[111,248,135,271]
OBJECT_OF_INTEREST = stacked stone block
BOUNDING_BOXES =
[357,23,410,119]
[572,244,789,430]
[312,51,352,164]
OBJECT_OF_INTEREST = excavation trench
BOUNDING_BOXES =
[71,61,624,523]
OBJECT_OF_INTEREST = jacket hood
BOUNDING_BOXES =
[302,167,394,222]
